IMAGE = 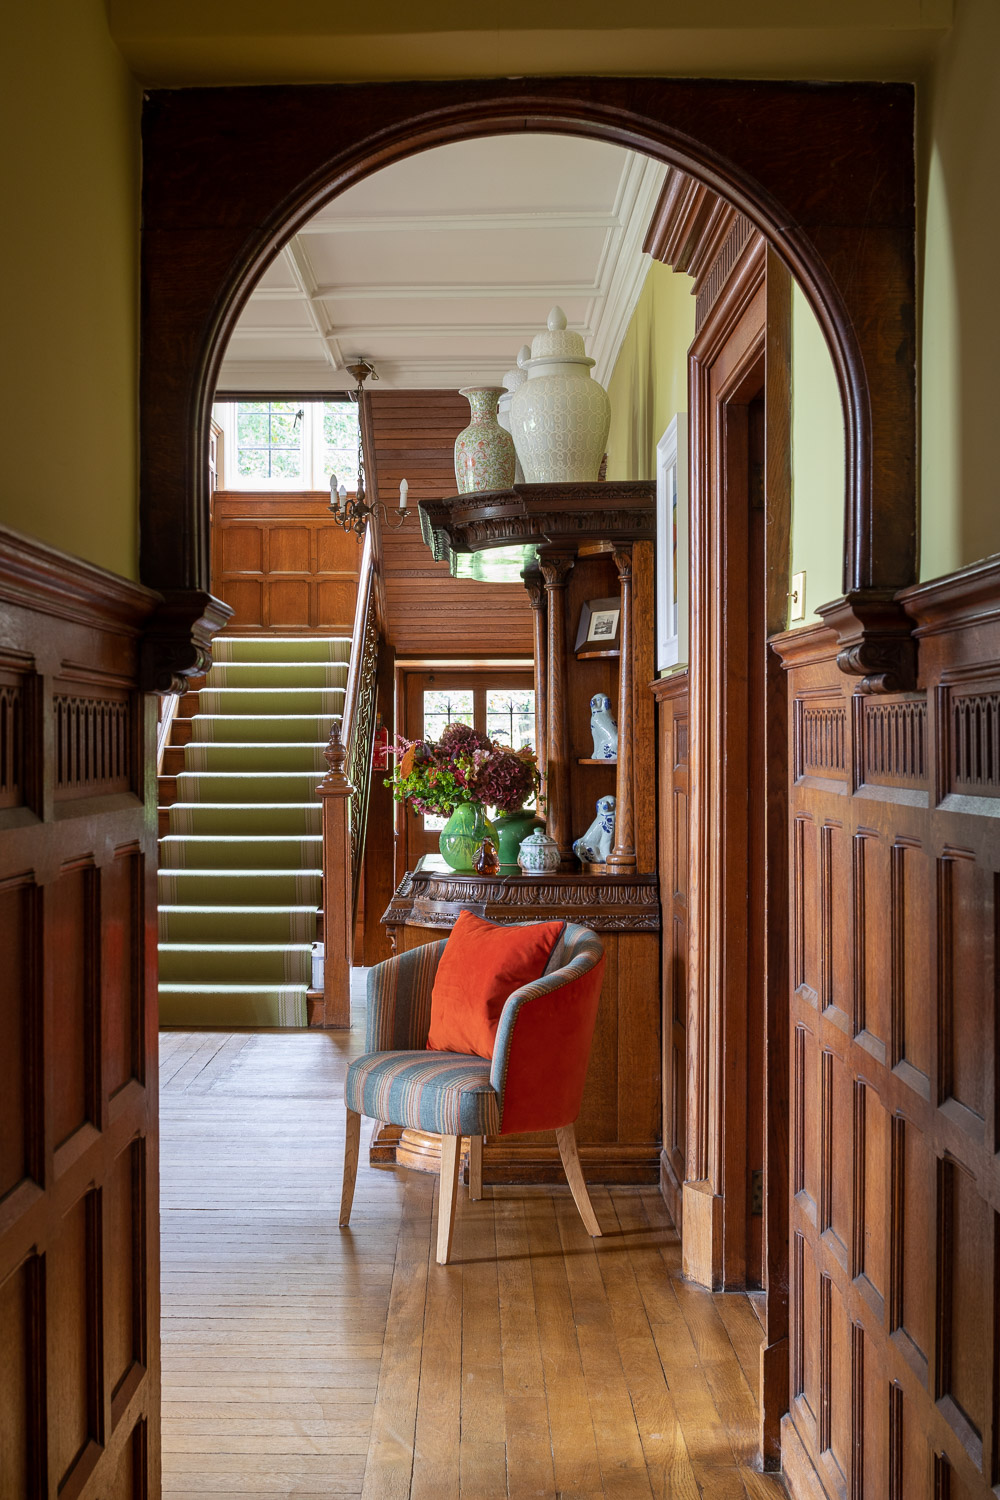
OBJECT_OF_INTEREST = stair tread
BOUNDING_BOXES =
[159,942,314,951]
[158,982,309,992]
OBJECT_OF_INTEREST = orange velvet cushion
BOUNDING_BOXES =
[426,911,565,1059]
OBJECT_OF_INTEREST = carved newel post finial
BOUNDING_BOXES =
[320,717,351,793]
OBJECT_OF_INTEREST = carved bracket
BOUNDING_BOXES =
[816,592,918,696]
[139,587,233,694]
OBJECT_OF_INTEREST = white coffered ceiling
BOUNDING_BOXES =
[217,134,666,393]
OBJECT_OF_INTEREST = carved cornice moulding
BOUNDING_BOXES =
[899,550,1000,638]
[382,867,661,933]
[419,481,656,564]
[0,524,160,636]
[649,668,690,702]
[139,587,233,694]
[769,621,840,673]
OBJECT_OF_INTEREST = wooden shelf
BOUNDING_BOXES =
[578,757,617,766]
[576,647,620,660]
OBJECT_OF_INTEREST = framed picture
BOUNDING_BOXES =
[574,597,622,656]
[656,413,688,671]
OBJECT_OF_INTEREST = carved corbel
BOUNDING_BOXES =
[817,593,918,696]
[139,587,233,694]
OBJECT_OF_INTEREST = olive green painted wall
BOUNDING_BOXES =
[790,284,845,624]
[919,0,1000,579]
[605,261,694,484]
[1,0,140,579]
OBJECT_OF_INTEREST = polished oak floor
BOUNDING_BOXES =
[160,1010,786,1498]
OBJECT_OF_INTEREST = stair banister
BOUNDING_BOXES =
[317,522,383,1026]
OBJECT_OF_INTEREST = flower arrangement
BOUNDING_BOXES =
[387,721,540,818]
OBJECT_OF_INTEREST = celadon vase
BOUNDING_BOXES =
[493,806,545,870]
[438,801,499,872]
[454,386,516,494]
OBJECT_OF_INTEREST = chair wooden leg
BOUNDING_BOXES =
[468,1134,484,1201]
[556,1123,602,1237]
[339,1107,361,1227]
[437,1135,462,1264]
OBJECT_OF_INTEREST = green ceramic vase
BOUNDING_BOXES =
[438,801,499,872]
[493,807,546,869]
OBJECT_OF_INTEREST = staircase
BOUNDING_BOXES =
[157,637,349,1027]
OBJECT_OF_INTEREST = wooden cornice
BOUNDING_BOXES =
[769,621,840,672]
[899,550,1000,638]
[643,164,756,330]
[0,523,160,636]
[649,668,689,702]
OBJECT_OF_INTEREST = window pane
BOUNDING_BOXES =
[422,688,474,831]
[270,448,302,478]
[237,408,268,444]
[422,690,474,737]
[485,688,535,749]
[268,411,300,445]
[237,448,270,478]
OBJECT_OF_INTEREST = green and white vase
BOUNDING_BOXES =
[494,806,545,869]
[454,386,516,494]
[439,801,499,872]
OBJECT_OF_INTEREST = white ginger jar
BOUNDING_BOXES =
[509,307,611,484]
[517,826,562,875]
[573,795,616,865]
[589,693,618,761]
[497,345,530,485]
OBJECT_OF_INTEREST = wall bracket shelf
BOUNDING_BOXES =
[419,481,656,575]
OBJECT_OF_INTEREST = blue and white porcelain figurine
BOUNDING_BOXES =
[573,795,616,865]
[589,693,618,761]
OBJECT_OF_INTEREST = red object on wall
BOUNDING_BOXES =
[372,718,389,770]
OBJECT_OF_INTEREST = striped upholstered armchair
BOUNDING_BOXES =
[339,922,606,1264]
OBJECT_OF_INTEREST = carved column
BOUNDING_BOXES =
[314,719,354,1029]
[607,545,636,870]
[539,551,575,865]
[523,565,548,797]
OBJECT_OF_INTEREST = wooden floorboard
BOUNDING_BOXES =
[160,998,787,1499]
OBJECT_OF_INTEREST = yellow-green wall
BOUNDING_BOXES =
[0,1,140,579]
[919,0,1000,579]
[606,261,694,483]
[605,259,695,669]
[790,285,845,623]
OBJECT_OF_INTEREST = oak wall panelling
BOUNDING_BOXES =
[652,670,689,1232]
[774,553,1000,1500]
[0,526,161,1500]
[210,491,362,633]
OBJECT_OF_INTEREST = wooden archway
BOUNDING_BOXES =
[138,76,916,692]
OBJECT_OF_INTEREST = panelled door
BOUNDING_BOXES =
[0,532,161,1500]
[399,669,535,869]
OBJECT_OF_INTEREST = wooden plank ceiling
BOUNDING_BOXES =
[369,389,533,657]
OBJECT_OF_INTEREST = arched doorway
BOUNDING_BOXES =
[140,74,919,1489]
[139,76,917,698]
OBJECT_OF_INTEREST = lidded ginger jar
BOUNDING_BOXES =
[509,307,611,484]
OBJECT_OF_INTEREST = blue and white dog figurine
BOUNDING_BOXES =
[573,795,616,864]
[589,693,618,761]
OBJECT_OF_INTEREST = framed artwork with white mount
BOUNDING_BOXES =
[656,413,688,672]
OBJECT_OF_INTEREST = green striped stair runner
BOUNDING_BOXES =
[158,636,349,1027]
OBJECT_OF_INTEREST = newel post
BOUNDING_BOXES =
[315,718,355,1029]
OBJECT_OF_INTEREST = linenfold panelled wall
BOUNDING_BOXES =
[0,531,161,1499]
[773,586,1000,1500]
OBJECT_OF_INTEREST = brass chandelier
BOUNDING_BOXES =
[328,358,411,535]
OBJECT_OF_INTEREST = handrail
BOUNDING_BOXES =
[156,692,180,775]
[316,517,383,1027]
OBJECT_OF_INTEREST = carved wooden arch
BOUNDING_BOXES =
[140,77,916,690]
